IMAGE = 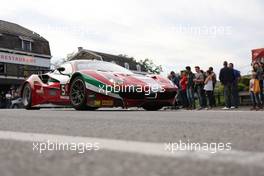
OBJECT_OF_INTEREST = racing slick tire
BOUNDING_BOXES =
[22,83,39,110]
[142,104,163,111]
[70,76,98,111]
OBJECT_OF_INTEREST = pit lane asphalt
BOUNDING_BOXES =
[0,109,263,176]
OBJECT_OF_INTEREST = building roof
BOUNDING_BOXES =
[0,20,48,41]
[91,50,138,67]
[69,48,146,72]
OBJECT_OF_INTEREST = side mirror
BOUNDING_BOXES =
[57,67,65,72]
[56,67,70,77]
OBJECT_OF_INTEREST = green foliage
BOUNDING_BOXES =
[239,75,250,87]
[139,58,163,74]
[118,54,136,62]
[214,82,224,94]
[238,75,250,91]
[237,83,246,91]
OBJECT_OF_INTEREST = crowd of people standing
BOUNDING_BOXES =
[0,87,20,109]
[168,61,264,110]
[169,65,218,110]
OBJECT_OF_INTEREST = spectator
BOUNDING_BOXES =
[219,61,235,110]
[0,91,5,108]
[5,91,12,109]
[209,67,217,106]
[170,71,181,109]
[204,70,214,109]
[186,66,195,109]
[249,72,262,110]
[180,71,188,108]
[194,66,206,110]
[229,63,241,108]
[200,70,207,107]
[167,74,172,81]
[253,63,263,106]
[261,62,264,104]
[170,71,180,88]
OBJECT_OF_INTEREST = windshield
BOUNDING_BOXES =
[75,60,133,74]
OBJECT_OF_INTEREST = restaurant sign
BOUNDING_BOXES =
[0,52,50,67]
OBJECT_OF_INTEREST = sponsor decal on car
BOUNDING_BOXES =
[60,84,66,96]
[101,100,114,106]
[93,100,101,106]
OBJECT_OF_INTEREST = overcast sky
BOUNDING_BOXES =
[1,0,263,75]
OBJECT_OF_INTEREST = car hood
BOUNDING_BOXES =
[79,70,175,89]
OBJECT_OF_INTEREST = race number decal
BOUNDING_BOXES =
[60,85,66,96]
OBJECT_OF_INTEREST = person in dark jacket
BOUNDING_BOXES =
[170,71,180,88]
[229,63,241,108]
[170,71,181,109]
[253,63,263,106]
[186,66,195,109]
[219,61,235,109]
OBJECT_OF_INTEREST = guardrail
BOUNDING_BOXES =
[214,91,251,106]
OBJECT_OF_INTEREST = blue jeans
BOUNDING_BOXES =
[186,88,195,108]
[181,90,188,108]
[250,91,261,107]
[196,85,206,108]
[259,80,263,104]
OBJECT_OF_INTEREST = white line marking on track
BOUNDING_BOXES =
[0,130,263,167]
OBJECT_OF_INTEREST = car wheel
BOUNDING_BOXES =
[70,76,98,111]
[142,104,163,111]
[22,83,33,110]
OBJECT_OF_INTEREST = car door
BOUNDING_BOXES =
[48,63,73,103]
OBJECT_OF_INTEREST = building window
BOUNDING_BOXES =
[0,63,6,75]
[124,62,130,70]
[22,40,32,51]
[5,63,19,77]
[136,64,141,72]
[18,65,24,77]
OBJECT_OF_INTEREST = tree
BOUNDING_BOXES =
[50,58,67,69]
[50,52,75,69]
[139,58,162,74]
[118,54,136,62]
